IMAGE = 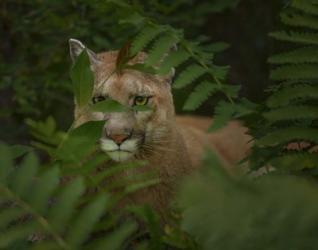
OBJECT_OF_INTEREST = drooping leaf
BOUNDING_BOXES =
[70,50,95,107]
[56,121,104,163]
[91,99,129,113]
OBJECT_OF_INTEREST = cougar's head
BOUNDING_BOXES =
[69,39,175,162]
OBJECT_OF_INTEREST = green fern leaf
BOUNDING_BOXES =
[268,47,318,64]
[87,222,137,250]
[145,34,180,66]
[267,84,318,107]
[65,194,108,248]
[270,152,318,170]
[209,65,230,81]
[269,31,318,45]
[157,49,190,75]
[0,144,136,249]
[281,12,318,30]
[291,0,318,16]
[48,178,85,233]
[130,25,163,55]
[209,99,257,131]
[0,208,25,231]
[10,152,38,197]
[264,105,318,122]
[0,221,39,249]
[270,64,318,81]
[28,167,60,214]
[183,81,218,111]
[173,64,206,89]
[256,127,318,146]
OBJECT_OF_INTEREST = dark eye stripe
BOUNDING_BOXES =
[92,96,106,104]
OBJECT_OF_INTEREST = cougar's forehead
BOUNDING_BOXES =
[95,72,155,101]
[92,51,169,99]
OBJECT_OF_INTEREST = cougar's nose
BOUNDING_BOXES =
[108,133,130,146]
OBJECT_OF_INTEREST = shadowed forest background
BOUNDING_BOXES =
[1,0,318,249]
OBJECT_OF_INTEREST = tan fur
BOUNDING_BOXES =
[69,40,251,217]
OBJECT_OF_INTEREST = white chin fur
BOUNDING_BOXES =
[100,138,138,162]
[107,151,133,162]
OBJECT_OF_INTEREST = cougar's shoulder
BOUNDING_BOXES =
[176,115,251,173]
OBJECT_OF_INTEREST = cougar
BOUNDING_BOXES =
[69,39,251,216]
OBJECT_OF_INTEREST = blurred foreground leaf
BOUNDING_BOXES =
[178,151,318,250]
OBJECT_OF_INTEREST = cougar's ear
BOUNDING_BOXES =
[69,38,100,65]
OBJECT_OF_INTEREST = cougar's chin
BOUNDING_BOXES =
[107,150,134,162]
[100,138,139,162]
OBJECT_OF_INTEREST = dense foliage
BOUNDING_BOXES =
[1,0,318,249]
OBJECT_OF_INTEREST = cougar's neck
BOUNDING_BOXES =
[145,117,191,178]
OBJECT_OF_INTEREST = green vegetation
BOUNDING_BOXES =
[1,0,318,249]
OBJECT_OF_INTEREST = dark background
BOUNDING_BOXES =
[0,0,286,145]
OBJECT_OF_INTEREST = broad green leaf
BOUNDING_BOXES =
[132,105,153,112]
[55,121,104,162]
[70,50,94,107]
[91,99,128,113]
[125,63,157,74]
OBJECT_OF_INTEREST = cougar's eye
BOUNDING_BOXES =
[92,96,105,104]
[134,96,149,106]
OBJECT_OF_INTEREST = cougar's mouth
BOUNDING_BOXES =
[100,138,140,162]
[106,150,134,162]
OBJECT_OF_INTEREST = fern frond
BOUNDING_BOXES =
[281,12,318,30]
[173,64,206,89]
[145,33,180,66]
[130,24,163,55]
[209,99,257,131]
[291,0,318,16]
[268,47,318,64]
[263,105,318,122]
[157,49,190,75]
[270,64,318,80]
[267,84,318,107]
[85,221,137,250]
[270,152,318,170]
[0,143,134,249]
[65,194,108,248]
[256,127,318,146]
[269,31,318,45]
[183,81,219,111]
